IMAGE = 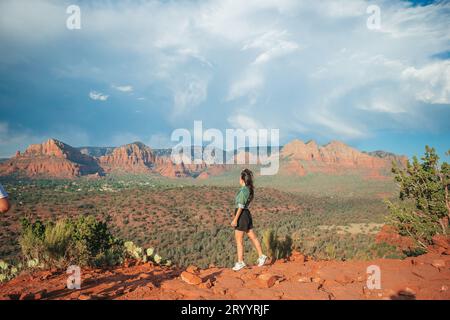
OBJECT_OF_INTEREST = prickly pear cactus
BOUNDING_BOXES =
[146,247,154,257]
[153,254,162,264]
[123,242,169,266]
[124,241,143,260]
[0,260,8,270]
[27,258,40,268]
[0,260,21,283]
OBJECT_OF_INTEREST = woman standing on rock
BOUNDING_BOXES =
[231,168,267,271]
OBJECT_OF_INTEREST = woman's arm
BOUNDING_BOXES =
[231,208,242,227]
[0,184,9,214]
[0,198,10,214]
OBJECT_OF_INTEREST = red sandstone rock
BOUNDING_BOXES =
[257,273,277,288]
[0,252,449,300]
[180,271,202,285]
[297,276,312,283]
[432,235,450,250]
[19,292,35,300]
[154,157,191,178]
[99,142,155,174]
[35,290,47,300]
[138,273,151,280]
[375,225,415,251]
[0,139,102,178]
[199,279,213,289]
[78,294,91,300]
[335,274,354,285]
[431,259,446,269]
[186,265,200,274]
[290,251,306,263]
[280,139,406,178]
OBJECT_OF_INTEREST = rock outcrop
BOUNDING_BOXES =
[375,225,415,252]
[280,139,407,177]
[0,139,103,178]
[154,157,191,178]
[99,142,156,174]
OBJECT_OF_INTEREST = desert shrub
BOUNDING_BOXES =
[0,260,20,282]
[262,229,293,261]
[19,216,124,268]
[386,146,450,249]
[368,242,406,259]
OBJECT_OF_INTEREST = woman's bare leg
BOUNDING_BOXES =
[235,230,245,262]
[246,229,263,257]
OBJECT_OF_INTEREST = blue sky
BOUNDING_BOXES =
[0,0,449,159]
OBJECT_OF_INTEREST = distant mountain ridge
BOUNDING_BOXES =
[0,138,407,179]
[279,139,407,178]
[78,146,115,158]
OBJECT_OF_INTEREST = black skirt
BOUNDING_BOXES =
[234,208,253,232]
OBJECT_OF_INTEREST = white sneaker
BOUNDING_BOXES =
[256,255,268,267]
[232,261,246,271]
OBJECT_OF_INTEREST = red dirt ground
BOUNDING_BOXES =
[1,251,449,300]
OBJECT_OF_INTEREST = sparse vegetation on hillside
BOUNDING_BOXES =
[0,171,401,270]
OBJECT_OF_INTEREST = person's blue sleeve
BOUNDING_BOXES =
[0,184,8,199]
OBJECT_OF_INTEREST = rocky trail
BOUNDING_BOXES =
[1,250,449,300]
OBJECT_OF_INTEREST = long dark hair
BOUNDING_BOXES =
[240,168,254,204]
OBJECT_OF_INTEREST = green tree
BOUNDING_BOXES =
[386,146,450,249]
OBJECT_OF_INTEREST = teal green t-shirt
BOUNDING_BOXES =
[235,185,250,209]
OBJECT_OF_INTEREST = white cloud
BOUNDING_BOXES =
[1,0,449,148]
[227,114,263,130]
[227,69,264,103]
[89,91,109,101]
[173,75,208,115]
[401,61,450,104]
[311,112,366,139]
[318,0,366,17]
[112,85,134,93]
[226,114,265,146]
[242,30,300,65]
[358,98,406,114]
[148,133,173,149]
[0,0,64,45]
[380,1,450,39]
[177,48,213,68]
